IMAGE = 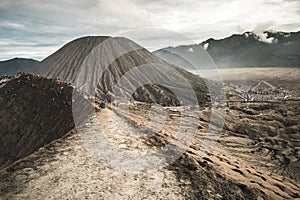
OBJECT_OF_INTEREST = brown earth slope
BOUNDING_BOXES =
[0,102,299,199]
[223,101,300,182]
[0,73,89,169]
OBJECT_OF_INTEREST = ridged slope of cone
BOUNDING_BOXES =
[31,36,210,105]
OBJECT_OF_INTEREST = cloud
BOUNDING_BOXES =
[253,21,275,33]
[187,47,194,52]
[203,43,209,50]
[252,22,276,43]
[0,0,299,60]
[96,0,149,27]
[0,0,150,60]
[256,33,276,43]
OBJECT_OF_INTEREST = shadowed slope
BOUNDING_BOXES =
[0,74,89,169]
[154,31,300,69]
[29,36,109,82]
[30,36,210,106]
[0,58,39,76]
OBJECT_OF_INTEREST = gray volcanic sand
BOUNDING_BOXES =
[1,101,299,199]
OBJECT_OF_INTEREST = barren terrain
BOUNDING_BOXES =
[190,67,300,97]
[0,98,299,199]
[0,38,299,199]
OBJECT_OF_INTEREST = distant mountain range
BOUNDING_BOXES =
[3,31,299,76]
[154,31,300,69]
[0,58,39,76]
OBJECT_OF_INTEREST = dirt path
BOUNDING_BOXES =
[0,109,187,199]
[1,106,299,199]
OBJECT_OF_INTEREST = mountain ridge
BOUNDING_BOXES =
[30,36,211,106]
[154,31,300,69]
[0,58,39,76]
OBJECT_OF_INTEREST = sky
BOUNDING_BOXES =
[0,0,299,61]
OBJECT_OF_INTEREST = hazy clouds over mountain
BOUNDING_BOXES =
[154,31,300,68]
[1,0,299,60]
